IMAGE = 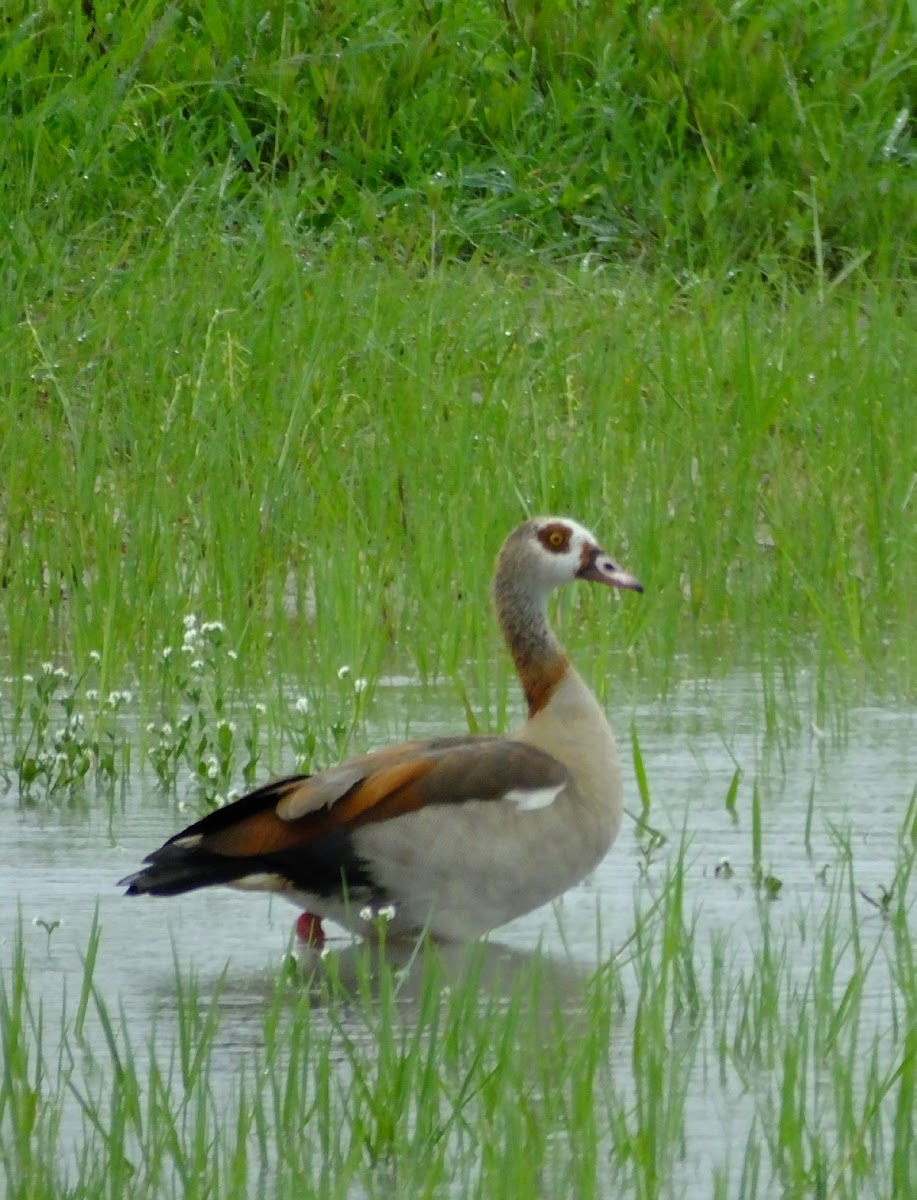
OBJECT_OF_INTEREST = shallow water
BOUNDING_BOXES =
[2,669,915,1195]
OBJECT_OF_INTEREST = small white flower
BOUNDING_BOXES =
[294,696,310,715]
[377,904,397,922]
[227,649,238,661]
[146,722,157,734]
[41,662,55,675]
[359,905,374,921]
[254,702,267,715]
[86,689,99,703]
[161,723,173,739]
[183,614,198,630]
[190,659,204,673]
[88,650,102,665]
[201,620,225,635]
[161,646,174,662]
[354,677,368,695]
[337,665,351,680]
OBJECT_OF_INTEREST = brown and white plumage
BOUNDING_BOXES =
[119,517,642,941]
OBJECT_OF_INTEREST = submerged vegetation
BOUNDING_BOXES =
[1,2,916,1198]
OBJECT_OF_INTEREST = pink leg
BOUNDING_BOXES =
[295,911,326,948]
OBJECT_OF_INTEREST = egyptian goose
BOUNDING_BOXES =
[119,517,642,943]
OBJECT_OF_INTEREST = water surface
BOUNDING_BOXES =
[2,669,914,1195]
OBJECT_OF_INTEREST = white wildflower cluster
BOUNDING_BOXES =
[42,710,93,790]
[147,615,258,804]
[12,646,140,800]
[359,903,397,924]
[337,664,368,694]
[180,615,227,652]
[170,615,235,674]
[146,714,193,790]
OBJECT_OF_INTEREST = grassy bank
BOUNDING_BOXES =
[4,0,914,272]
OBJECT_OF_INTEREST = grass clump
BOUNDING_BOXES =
[3,251,915,713]
[3,0,914,273]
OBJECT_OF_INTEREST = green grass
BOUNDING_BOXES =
[3,0,914,272]
[2,2,915,720]
[3,251,914,803]
[3,249,916,702]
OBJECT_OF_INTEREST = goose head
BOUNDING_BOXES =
[496,516,643,600]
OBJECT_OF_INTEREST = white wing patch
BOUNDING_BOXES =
[504,782,565,812]
[229,872,288,893]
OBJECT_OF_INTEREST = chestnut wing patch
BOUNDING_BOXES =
[178,736,568,854]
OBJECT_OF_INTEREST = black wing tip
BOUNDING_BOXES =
[117,869,170,896]
[115,850,240,897]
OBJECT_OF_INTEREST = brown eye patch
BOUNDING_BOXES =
[538,523,572,554]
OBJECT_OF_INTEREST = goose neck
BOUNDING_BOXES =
[492,573,568,717]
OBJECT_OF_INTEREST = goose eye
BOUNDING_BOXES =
[541,526,570,552]
[537,524,571,554]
